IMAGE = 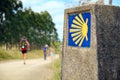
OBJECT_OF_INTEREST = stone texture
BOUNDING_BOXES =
[95,5,120,80]
[62,4,120,80]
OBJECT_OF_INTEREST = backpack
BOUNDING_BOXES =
[21,38,27,49]
[43,47,47,52]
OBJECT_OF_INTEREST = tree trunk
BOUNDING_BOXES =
[109,0,112,5]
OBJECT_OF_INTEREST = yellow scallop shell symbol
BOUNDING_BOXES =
[70,14,88,47]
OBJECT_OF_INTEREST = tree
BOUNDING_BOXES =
[0,0,22,24]
[0,0,23,49]
[0,0,58,49]
[11,9,58,48]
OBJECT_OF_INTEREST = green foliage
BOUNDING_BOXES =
[0,0,23,24]
[50,59,61,80]
[0,0,23,45]
[54,62,61,80]
[53,41,62,54]
[0,49,13,60]
[0,0,58,49]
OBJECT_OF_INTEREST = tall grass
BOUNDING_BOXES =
[0,49,14,60]
[27,49,43,59]
[49,43,62,80]
[0,47,44,61]
[50,58,61,80]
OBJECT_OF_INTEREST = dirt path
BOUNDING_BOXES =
[0,55,59,80]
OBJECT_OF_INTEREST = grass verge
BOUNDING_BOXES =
[0,48,44,61]
[0,49,14,61]
[50,58,61,80]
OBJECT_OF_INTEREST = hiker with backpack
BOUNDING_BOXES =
[43,44,48,60]
[20,36,30,64]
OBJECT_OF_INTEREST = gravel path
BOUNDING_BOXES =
[0,55,59,80]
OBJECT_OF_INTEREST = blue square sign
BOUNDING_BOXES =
[68,12,91,47]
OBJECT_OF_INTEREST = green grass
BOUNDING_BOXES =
[27,50,43,59]
[50,58,61,80]
[49,44,62,80]
[0,49,14,60]
[0,48,44,61]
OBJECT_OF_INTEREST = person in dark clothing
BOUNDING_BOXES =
[20,36,30,64]
[43,44,48,60]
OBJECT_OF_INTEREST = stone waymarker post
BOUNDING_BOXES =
[62,4,120,80]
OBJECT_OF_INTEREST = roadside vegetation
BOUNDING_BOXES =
[50,58,61,80]
[49,42,62,80]
[0,48,14,61]
[0,41,61,61]
[0,48,44,61]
